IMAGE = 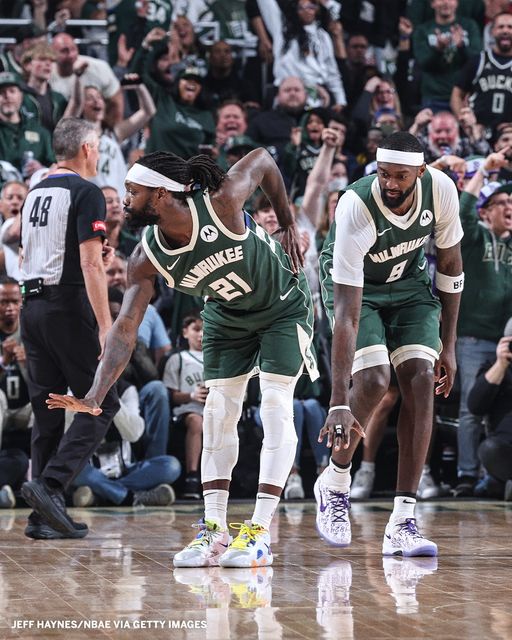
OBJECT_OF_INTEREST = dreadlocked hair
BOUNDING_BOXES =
[136,151,227,193]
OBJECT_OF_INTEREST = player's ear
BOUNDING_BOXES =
[417,163,426,178]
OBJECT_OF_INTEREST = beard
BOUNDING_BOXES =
[125,201,160,230]
[381,181,417,209]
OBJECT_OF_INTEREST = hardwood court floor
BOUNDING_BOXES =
[0,500,511,640]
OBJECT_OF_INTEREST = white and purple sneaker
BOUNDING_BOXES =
[382,518,438,557]
[314,474,351,546]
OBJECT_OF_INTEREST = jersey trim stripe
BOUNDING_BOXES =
[142,232,175,288]
[203,191,250,241]
[152,197,200,256]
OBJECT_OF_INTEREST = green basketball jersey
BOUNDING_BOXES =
[142,189,298,311]
[348,171,435,285]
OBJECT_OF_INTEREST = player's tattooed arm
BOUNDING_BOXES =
[46,245,158,415]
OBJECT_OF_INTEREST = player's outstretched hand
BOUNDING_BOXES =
[318,408,365,451]
[46,394,102,415]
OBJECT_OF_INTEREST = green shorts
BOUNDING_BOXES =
[354,275,441,372]
[201,274,319,384]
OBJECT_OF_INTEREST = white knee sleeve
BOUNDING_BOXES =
[201,380,246,483]
[258,374,299,488]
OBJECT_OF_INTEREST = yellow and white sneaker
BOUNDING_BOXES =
[219,521,273,568]
[173,519,230,567]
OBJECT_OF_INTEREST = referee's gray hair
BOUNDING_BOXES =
[53,117,97,161]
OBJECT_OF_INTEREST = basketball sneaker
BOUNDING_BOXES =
[382,518,438,557]
[383,556,438,614]
[219,521,272,568]
[173,519,230,567]
[416,467,441,500]
[284,472,305,500]
[221,567,274,607]
[314,474,351,546]
[350,467,375,500]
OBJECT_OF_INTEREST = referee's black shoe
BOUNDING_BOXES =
[24,511,89,540]
[21,478,81,536]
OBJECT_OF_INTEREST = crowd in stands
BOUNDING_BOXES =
[0,0,511,509]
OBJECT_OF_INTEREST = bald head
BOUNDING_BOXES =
[52,32,79,75]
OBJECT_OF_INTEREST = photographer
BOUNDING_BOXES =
[467,319,512,500]
[454,150,512,496]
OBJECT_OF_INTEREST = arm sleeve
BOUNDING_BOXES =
[74,182,107,244]
[331,190,376,287]
[431,168,464,250]
[113,384,145,442]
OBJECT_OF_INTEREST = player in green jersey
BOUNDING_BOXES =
[46,148,318,569]
[316,132,464,556]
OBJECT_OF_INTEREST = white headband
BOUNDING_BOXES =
[125,163,187,192]
[376,148,424,166]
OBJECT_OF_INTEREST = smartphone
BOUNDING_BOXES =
[121,74,141,86]
[198,144,214,156]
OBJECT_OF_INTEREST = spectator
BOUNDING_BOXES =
[72,286,180,508]
[0,23,47,76]
[247,76,307,167]
[101,186,139,258]
[19,118,119,540]
[130,29,215,159]
[172,14,207,65]
[468,318,512,501]
[351,76,403,138]
[0,277,31,508]
[337,33,378,112]
[51,32,124,126]
[412,0,482,110]
[203,40,260,108]
[252,193,279,235]
[20,43,82,133]
[215,100,250,168]
[455,150,512,496]
[223,135,259,170]
[451,12,512,132]
[0,180,28,280]
[163,315,206,500]
[412,109,490,164]
[493,124,512,182]
[0,72,55,177]
[281,107,330,199]
[274,0,346,110]
[82,80,156,198]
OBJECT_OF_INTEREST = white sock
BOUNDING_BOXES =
[360,461,375,473]
[251,492,280,530]
[204,489,229,530]
[390,496,416,524]
[324,459,351,492]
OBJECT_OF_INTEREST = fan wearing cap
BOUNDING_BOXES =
[0,71,55,177]
[454,148,512,497]
[0,23,47,77]
[317,131,464,557]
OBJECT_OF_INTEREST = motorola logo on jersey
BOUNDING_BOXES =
[420,209,433,226]
[200,225,219,242]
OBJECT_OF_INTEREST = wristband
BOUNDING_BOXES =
[328,405,350,413]
[435,271,464,293]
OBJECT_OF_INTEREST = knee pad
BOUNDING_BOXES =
[258,375,299,488]
[201,380,246,483]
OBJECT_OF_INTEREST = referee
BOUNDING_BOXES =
[20,118,119,539]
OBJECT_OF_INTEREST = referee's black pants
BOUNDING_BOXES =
[20,286,119,491]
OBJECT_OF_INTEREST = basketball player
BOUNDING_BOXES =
[46,148,319,568]
[317,132,463,556]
